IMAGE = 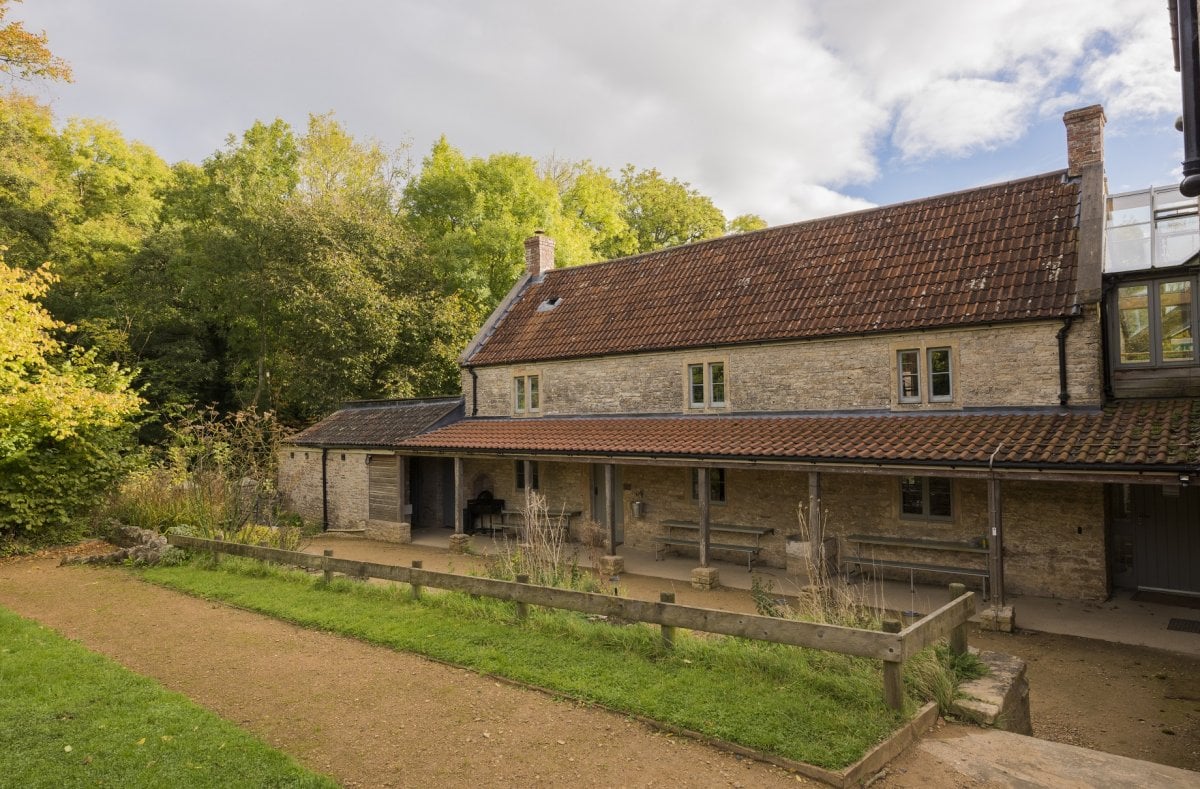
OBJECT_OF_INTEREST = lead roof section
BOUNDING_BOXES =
[397,399,1200,472]
[467,171,1082,367]
[288,397,464,448]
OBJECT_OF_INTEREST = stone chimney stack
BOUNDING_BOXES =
[1063,105,1106,177]
[524,231,555,279]
[1063,105,1106,305]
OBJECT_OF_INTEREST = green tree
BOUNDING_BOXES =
[617,165,728,252]
[0,256,141,543]
[0,0,71,82]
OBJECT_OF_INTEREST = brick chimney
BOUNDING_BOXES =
[1063,105,1106,177]
[524,231,555,279]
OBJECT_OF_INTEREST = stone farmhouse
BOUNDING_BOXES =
[280,105,1200,604]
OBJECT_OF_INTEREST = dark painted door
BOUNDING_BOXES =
[1112,483,1200,595]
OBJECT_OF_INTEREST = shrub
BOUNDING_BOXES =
[0,258,142,546]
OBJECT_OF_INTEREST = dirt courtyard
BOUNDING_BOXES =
[0,539,1197,787]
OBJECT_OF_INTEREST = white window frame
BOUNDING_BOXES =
[685,358,729,410]
[512,372,541,415]
[897,349,921,403]
[893,342,955,406]
[927,347,953,402]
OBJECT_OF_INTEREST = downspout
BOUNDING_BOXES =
[1056,312,1078,407]
[467,366,479,416]
[321,448,329,532]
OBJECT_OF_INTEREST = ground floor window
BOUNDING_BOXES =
[690,468,726,503]
[515,460,539,490]
[899,476,952,520]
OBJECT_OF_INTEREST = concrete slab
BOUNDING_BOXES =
[915,727,1200,788]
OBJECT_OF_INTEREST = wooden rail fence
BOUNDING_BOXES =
[167,535,976,710]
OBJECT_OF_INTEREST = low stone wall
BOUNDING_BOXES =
[952,649,1032,735]
[365,519,411,543]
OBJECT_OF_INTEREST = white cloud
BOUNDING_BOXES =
[15,0,1185,225]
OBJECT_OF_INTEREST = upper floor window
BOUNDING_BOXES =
[513,374,540,413]
[687,361,726,409]
[896,346,952,404]
[1115,278,1196,366]
[690,468,726,503]
[900,476,953,520]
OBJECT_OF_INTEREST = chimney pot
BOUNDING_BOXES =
[1063,105,1106,177]
[524,233,555,279]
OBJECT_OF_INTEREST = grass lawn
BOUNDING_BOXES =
[0,605,335,788]
[141,556,911,769]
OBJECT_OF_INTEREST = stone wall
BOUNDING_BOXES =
[619,466,804,568]
[277,448,324,524]
[464,316,1104,417]
[820,474,1107,601]
[460,458,589,537]
[277,447,414,541]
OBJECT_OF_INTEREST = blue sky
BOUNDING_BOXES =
[16,1,1186,224]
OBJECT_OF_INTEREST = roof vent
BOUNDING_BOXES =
[536,296,562,313]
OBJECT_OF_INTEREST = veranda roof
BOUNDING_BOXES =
[396,399,1200,481]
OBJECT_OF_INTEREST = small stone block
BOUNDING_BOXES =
[598,555,625,576]
[448,533,471,554]
[690,566,720,590]
[979,605,1015,633]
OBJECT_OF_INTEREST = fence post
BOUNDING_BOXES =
[322,549,333,584]
[411,560,423,600]
[660,592,676,649]
[882,618,904,711]
[948,583,968,657]
[515,574,529,621]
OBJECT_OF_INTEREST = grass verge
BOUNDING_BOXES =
[140,556,909,769]
[0,605,335,788]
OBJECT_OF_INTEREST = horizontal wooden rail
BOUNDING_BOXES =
[167,535,977,709]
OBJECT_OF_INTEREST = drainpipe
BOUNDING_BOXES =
[1056,313,1077,407]
[321,448,329,531]
[468,366,479,416]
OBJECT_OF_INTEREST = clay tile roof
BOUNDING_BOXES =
[467,171,1081,366]
[288,397,463,448]
[397,400,1200,473]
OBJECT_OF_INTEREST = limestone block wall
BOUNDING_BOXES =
[278,447,416,541]
[324,449,370,530]
[819,475,1107,601]
[278,447,323,525]
[464,316,1104,417]
[460,458,588,537]
[618,466,807,568]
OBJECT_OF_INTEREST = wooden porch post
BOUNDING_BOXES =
[523,459,534,508]
[808,471,823,578]
[453,457,465,535]
[698,467,711,568]
[450,456,469,553]
[988,477,1005,606]
[604,463,616,554]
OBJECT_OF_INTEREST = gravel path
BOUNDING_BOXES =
[0,547,815,788]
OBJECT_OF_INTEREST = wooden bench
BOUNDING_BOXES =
[654,520,775,570]
[495,509,583,539]
[841,533,989,598]
[650,536,763,570]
